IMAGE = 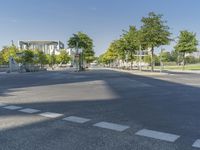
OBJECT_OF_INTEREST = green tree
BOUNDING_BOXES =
[113,38,126,61]
[174,30,198,69]
[122,26,140,69]
[46,54,51,64]
[0,46,19,64]
[160,51,171,62]
[98,42,119,66]
[34,50,48,66]
[185,56,198,64]
[106,43,118,65]
[50,54,56,67]
[170,50,178,62]
[0,51,3,65]
[83,48,95,63]
[21,50,34,64]
[144,55,151,65]
[98,54,108,65]
[68,32,95,65]
[141,12,171,71]
[56,50,71,64]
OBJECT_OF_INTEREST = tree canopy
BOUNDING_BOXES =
[141,12,171,71]
[0,46,19,64]
[98,12,172,71]
[174,30,198,54]
[56,50,71,64]
[174,30,198,68]
[68,32,95,64]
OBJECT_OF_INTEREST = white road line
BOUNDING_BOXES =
[93,121,129,132]
[3,105,22,110]
[135,129,180,142]
[0,103,7,107]
[192,139,200,148]
[19,108,41,114]
[39,112,63,118]
[63,116,90,123]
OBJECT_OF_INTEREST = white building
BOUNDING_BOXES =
[66,48,74,56]
[18,40,64,55]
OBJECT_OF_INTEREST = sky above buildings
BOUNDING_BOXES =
[0,0,200,55]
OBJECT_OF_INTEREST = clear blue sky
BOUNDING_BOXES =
[0,0,200,55]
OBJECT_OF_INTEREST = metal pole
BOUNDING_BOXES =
[75,41,79,71]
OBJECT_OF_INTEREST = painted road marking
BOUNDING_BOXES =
[93,121,129,132]
[63,116,90,123]
[39,112,63,118]
[192,139,200,148]
[3,105,22,110]
[0,103,7,107]
[19,108,41,114]
[135,129,180,142]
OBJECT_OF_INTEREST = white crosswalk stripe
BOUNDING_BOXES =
[93,121,129,132]
[63,116,90,123]
[19,108,41,114]
[135,129,180,142]
[3,105,22,110]
[0,103,7,107]
[192,139,200,148]
[39,112,63,118]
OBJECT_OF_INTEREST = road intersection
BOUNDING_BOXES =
[0,69,200,150]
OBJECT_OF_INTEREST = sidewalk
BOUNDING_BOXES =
[164,69,200,74]
[101,67,200,76]
[103,68,169,76]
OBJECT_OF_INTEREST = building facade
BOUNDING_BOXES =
[18,40,64,55]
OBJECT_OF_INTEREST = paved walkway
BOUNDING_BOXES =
[101,67,200,76]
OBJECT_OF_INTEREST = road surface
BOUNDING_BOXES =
[0,69,200,150]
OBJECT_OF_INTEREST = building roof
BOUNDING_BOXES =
[18,40,63,45]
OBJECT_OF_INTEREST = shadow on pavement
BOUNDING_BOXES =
[0,69,200,149]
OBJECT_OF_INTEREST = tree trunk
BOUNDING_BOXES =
[151,47,154,72]
[130,51,133,70]
[182,52,185,70]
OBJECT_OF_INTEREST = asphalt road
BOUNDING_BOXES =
[0,69,200,150]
